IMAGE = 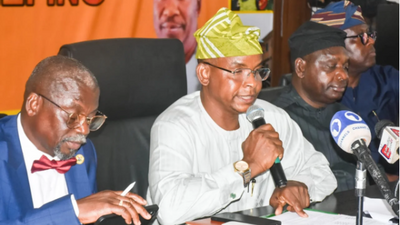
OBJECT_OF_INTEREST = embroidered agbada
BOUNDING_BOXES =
[147,92,337,224]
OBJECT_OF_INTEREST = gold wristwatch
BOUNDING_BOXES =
[234,160,251,187]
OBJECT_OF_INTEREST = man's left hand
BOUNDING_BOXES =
[269,180,310,218]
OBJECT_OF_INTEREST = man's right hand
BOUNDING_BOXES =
[241,123,284,178]
[77,190,151,225]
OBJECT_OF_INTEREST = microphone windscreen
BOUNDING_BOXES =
[246,105,264,122]
[374,120,395,139]
[330,110,371,154]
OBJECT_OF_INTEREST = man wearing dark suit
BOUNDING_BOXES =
[0,56,150,225]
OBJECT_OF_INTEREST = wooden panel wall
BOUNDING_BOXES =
[271,0,311,86]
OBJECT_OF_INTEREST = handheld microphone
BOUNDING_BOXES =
[246,105,287,188]
[375,120,399,164]
[330,110,399,216]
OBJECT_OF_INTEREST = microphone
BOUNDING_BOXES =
[375,120,399,164]
[330,110,372,153]
[330,110,399,216]
[246,105,287,188]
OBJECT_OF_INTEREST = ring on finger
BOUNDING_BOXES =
[119,199,124,206]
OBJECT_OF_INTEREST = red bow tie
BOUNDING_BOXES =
[31,155,77,174]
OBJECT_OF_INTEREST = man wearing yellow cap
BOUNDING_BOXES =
[147,8,337,224]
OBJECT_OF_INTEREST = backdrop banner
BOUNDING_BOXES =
[0,0,272,114]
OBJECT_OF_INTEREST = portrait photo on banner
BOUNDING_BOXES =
[0,0,273,114]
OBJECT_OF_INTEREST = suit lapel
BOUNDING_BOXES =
[3,116,93,208]
[65,148,92,200]
[4,116,34,212]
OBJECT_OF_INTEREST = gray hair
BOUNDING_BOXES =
[25,55,99,98]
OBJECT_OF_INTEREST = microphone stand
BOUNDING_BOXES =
[351,140,400,217]
[355,161,367,225]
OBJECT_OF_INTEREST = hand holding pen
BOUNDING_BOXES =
[76,181,151,225]
[119,182,136,206]
[115,181,152,225]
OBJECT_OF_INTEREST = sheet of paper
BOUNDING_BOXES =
[268,210,386,225]
[364,197,397,223]
[222,222,254,225]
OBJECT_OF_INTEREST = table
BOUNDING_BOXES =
[186,181,398,224]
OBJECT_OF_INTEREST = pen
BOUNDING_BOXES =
[121,182,136,196]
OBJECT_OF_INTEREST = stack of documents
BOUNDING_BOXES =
[268,210,386,225]
[363,197,397,223]
[221,197,397,225]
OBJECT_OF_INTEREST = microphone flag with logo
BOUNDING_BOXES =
[330,110,399,216]
[375,120,399,164]
[330,110,371,153]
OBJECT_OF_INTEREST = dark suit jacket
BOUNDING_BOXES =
[0,115,98,224]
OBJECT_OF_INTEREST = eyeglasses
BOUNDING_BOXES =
[346,31,377,45]
[37,93,107,131]
[202,62,270,81]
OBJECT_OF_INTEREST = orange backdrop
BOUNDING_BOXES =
[0,0,227,114]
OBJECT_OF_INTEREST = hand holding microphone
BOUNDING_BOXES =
[241,123,284,177]
[246,105,310,217]
[245,105,287,188]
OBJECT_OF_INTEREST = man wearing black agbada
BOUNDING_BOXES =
[272,21,355,192]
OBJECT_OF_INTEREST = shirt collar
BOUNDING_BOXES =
[17,114,60,171]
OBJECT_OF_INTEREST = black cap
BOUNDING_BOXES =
[289,21,347,64]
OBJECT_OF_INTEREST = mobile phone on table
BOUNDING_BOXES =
[95,204,159,225]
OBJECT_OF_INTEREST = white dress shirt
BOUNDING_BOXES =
[147,91,337,224]
[17,114,79,215]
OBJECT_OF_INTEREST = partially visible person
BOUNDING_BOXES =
[147,8,337,224]
[238,0,257,11]
[153,0,202,94]
[232,0,272,11]
[272,21,355,192]
[0,56,151,225]
[311,0,399,179]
